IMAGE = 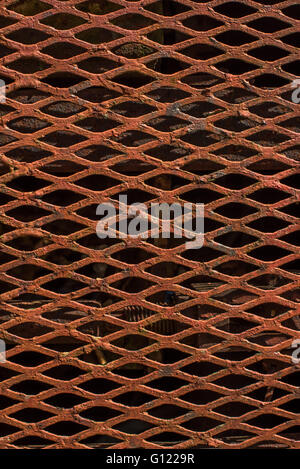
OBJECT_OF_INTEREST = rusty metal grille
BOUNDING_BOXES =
[0,0,299,449]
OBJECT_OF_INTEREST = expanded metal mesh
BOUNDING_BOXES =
[0,0,299,449]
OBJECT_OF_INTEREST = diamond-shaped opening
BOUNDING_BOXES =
[78,320,121,336]
[215,402,256,417]
[247,386,288,403]
[182,159,224,176]
[0,15,17,27]
[181,72,224,89]
[215,260,256,277]
[112,42,156,58]
[76,28,122,44]
[215,173,256,190]
[7,264,50,281]
[76,263,120,279]
[215,30,256,46]
[248,331,290,348]
[215,87,257,104]
[147,348,189,364]
[181,361,223,377]
[247,216,290,232]
[147,377,188,392]
[10,380,52,395]
[148,29,192,45]
[113,419,154,434]
[112,130,157,146]
[145,319,189,336]
[279,118,300,134]
[13,435,53,447]
[46,421,87,436]
[247,414,287,429]
[181,246,223,262]
[280,259,300,275]
[41,101,86,118]
[249,245,290,261]
[182,14,223,31]
[215,116,258,132]
[181,129,221,147]
[7,117,50,133]
[146,87,190,103]
[214,202,258,219]
[247,17,290,33]
[146,432,189,445]
[41,72,85,88]
[9,0,51,15]
[113,392,155,407]
[111,71,154,88]
[146,262,189,278]
[75,174,120,191]
[7,176,51,192]
[181,389,222,405]
[0,423,20,437]
[42,190,85,207]
[282,60,300,76]
[111,158,155,174]
[180,332,224,349]
[6,235,51,251]
[215,58,258,75]
[6,146,51,163]
[0,396,19,410]
[215,317,257,334]
[278,203,299,218]
[145,144,191,161]
[6,57,49,73]
[181,101,224,118]
[110,13,155,30]
[77,86,121,103]
[278,399,300,413]
[248,274,291,290]
[41,42,86,59]
[42,336,86,352]
[278,427,300,441]
[112,363,153,379]
[212,289,258,305]
[80,406,122,421]
[10,408,53,423]
[0,44,14,58]
[213,2,256,18]
[112,334,155,351]
[6,205,51,222]
[146,57,189,74]
[250,103,291,120]
[76,144,121,162]
[248,188,290,204]
[43,365,84,381]
[112,248,155,264]
[79,434,121,448]
[248,45,289,61]
[75,117,120,133]
[213,144,257,161]
[280,230,300,247]
[148,404,188,420]
[180,275,224,291]
[217,429,255,442]
[39,130,86,147]
[41,13,86,30]
[282,4,300,20]
[78,378,121,394]
[182,417,221,431]
[76,0,123,14]
[10,351,51,367]
[44,393,87,408]
[215,231,257,247]
[146,116,188,132]
[112,101,156,119]
[249,73,289,89]
[43,278,86,294]
[6,28,49,44]
[112,276,154,293]
[145,0,190,16]
[181,188,224,203]
[215,374,256,389]
[247,302,289,319]
[280,33,300,48]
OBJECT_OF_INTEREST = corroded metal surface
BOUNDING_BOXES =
[0,0,299,449]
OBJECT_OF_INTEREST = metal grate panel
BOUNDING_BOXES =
[0,0,299,449]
